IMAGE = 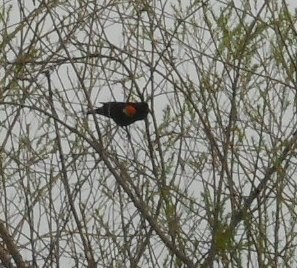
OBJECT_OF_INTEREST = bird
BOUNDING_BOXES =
[87,102,149,126]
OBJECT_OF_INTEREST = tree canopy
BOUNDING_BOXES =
[1,0,297,267]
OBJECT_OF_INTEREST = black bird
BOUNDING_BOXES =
[87,102,149,126]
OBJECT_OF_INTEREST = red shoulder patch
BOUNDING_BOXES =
[123,105,137,117]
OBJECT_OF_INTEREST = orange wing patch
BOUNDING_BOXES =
[123,105,137,117]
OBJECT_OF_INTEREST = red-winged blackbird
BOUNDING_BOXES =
[87,102,149,126]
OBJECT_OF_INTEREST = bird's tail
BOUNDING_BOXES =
[87,107,104,115]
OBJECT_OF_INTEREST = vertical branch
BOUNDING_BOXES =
[45,71,96,267]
